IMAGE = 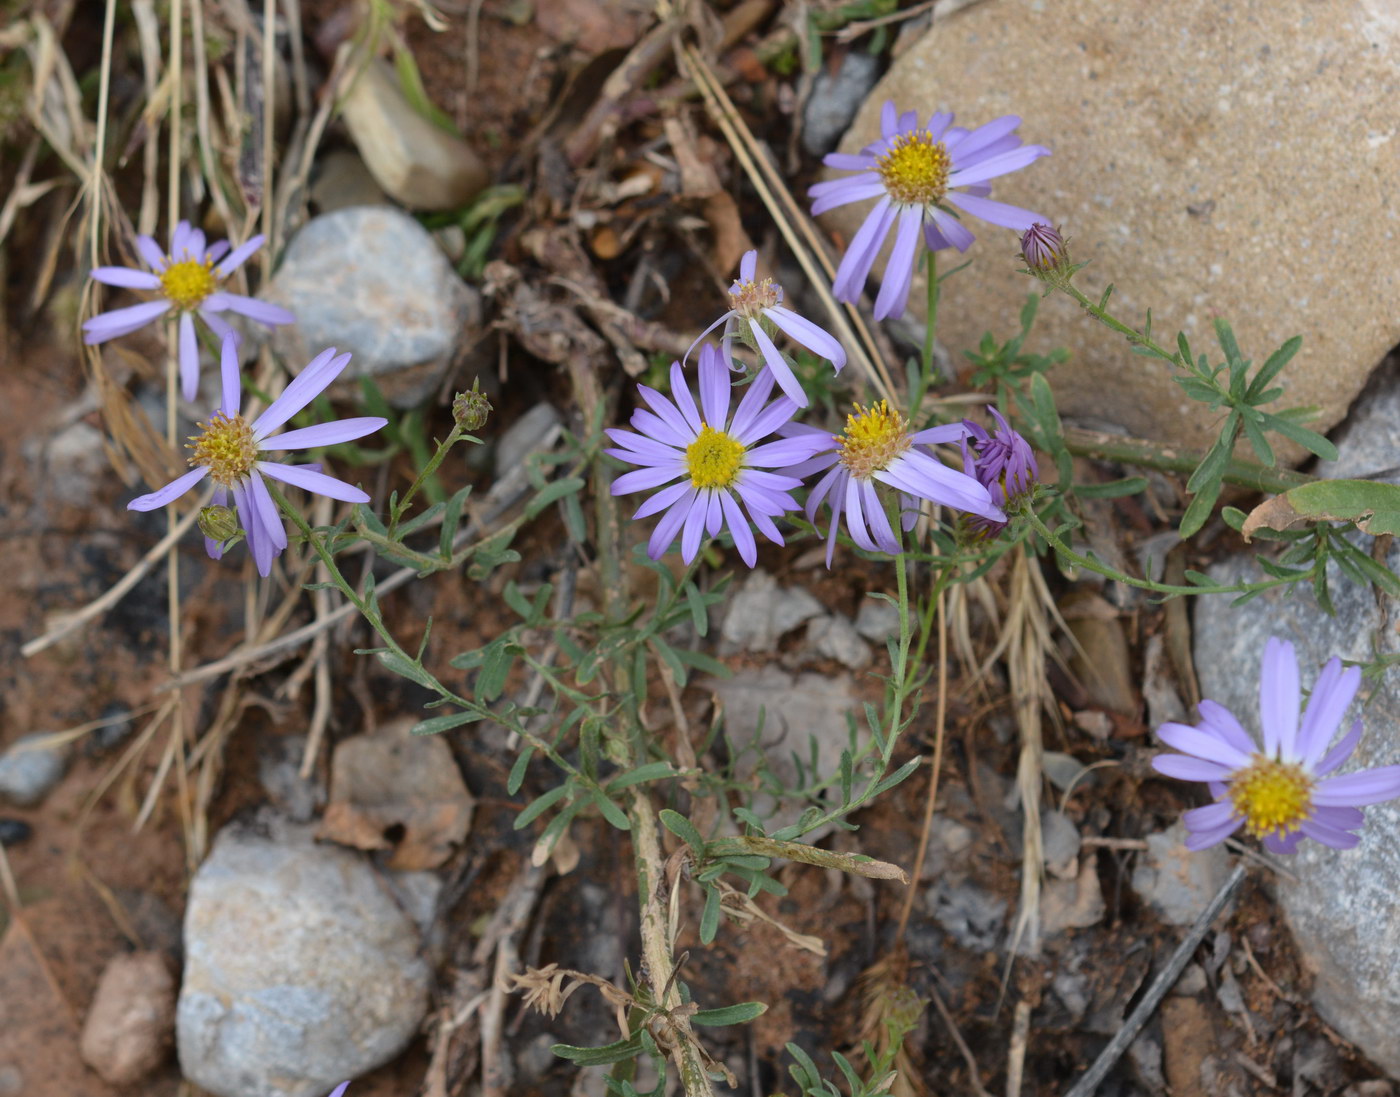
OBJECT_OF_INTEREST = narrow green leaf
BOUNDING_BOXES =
[525,477,586,519]
[507,746,534,794]
[1247,335,1302,399]
[1074,476,1149,500]
[375,650,438,690]
[1212,317,1242,365]
[607,762,678,790]
[1259,413,1339,462]
[411,710,485,735]
[691,1001,767,1026]
[515,783,570,830]
[699,884,721,944]
[589,788,632,830]
[440,485,471,558]
[659,808,706,854]
[551,1034,645,1066]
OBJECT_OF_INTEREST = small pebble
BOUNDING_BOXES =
[80,951,176,1086]
[0,733,68,807]
[0,818,32,847]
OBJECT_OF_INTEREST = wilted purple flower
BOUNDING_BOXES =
[809,101,1050,319]
[605,344,813,566]
[1019,222,1068,273]
[687,249,846,408]
[783,402,1003,567]
[128,334,386,577]
[960,406,1038,536]
[84,220,295,401]
[1153,637,1400,853]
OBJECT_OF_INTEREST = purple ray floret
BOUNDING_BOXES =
[1152,637,1400,853]
[809,101,1050,320]
[960,406,1038,536]
[605,344,810,566]
[84,220,295,401]
[685,249,846,409]
[127,334,386,577]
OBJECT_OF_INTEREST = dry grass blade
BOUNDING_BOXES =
[677,43,896,402]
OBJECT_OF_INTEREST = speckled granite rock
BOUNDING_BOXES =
[1194,548,1400,1075]
[828,0,1400,454]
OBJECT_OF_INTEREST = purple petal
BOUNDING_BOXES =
[946,145,1051,188]
[186,228,208,258]
[873,206,923,321]
[82,299,172,343]
[1299,659,1362,769]
[765,306,846,370]
[944,190,1044,231]
[636,384,696,448]
[728,366,778,441]
[698,344,731,427]
[1258,636,1300,758]
[832,197,895,303]
[911,423,971,447]
[949,115,1023,161]
[925,110,953,139]
[247,472,289,552]
[250,349,351,437]
[1313,804,1364,829]
[1261,831,1304,855]
[258,461,370,504]
[822,152,876,171]
[750,324,807,408]
[202,292,295,327]
[1196,699,1257,758]
[179,312,200,402]
[703,489,723,537]
[879,100,898,139]
[1315,717,1363,776]
[1155,722,1251,769]
[745,436,825,468]
[207,240,231,263]
[200,307,238,344]
[1298,818,1361,850]
[843,476,878,552]
[1313,766,1400,807]
[927,208,976,252]
[647,487,697,559]
[170,220,191,257]
[233,482,275,577]
[739,250,756,282]
[669,361,703,433]
[810,178,888,217]
[861,479,900,553]
[135,234,166,270]
[215,234,265,278]
[744,499,784,546]
[1184,818,1242,851]
[91,266,162,290]
[683,314,734,369]
[1150,753,1234,783]
[633,480,692,521]
[1183,800,1238,831]
[612,465,686,495]
[680,491,707,562]
[127,466,210,511]
[218,334,243,416]
[265,417,388,451]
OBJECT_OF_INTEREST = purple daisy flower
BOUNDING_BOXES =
[809,101,1050,319]
[1153,637,1400,853]
[783,402,1004,567]
[127,335,386,577]
[686,249,846,409]
[605,344,813,567]
[84,220,295,401]
[960,406,1039,536]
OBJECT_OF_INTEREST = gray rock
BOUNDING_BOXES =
[853,598,900,643]
[705,666,858,832]
[26,421,108,506]
[310,148,388,213]
[1316,361,1400,484]
[720,570,825,653]
[495,403,562,479]
[177,819,431,1097]
[0,733,68,807]
[802,51,882,158]
[1130,822,1233,927]
[805,613,872,669]
[827,0,1400,456]
[1040,809,1080,877]
[257,736,324,823]
[927,881,1006,951]
[261,206,480,407]
[1194,547,1400,1075]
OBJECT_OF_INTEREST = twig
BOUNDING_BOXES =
[1006,998,1031,1097]
[928,980,992,1097]
[896,586,947,937]
[1062,862,1247,1097]
[1079,837,1148,851]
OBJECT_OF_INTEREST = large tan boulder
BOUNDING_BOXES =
[826,0,1400,455]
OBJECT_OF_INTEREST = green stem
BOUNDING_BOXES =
[1059,280,1179,363]
[1061,426,1314,495]
[1026,509,1308,597]
[911,252,939,418]
[387,424,465,538]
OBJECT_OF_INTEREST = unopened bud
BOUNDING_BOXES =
[452,379,492,432]
[1020,222,1069,273]
[198,504,240,543]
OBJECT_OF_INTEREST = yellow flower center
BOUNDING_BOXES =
[1228,755,1315,838]
[877,130,951,206]
[685,424,744,490]
[160,258,217,310]
[837,400,911,479]
[730,278,781,320]
[188,413,260,489]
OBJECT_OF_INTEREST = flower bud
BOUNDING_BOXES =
[198,504,241,544]
[452,379,492,432]
[1020,222,1068,273]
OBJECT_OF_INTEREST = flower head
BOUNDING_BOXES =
[809,102,1050,319]
[452,379,493,432]
[605,344,814,566]
[84,220,295,401]
[128,335,386,577]
[1152,638,1400,853]
[686,249,846,409]
[960,407,1038,536]
[1019,222,1068,273]
[783,405,1003,567]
